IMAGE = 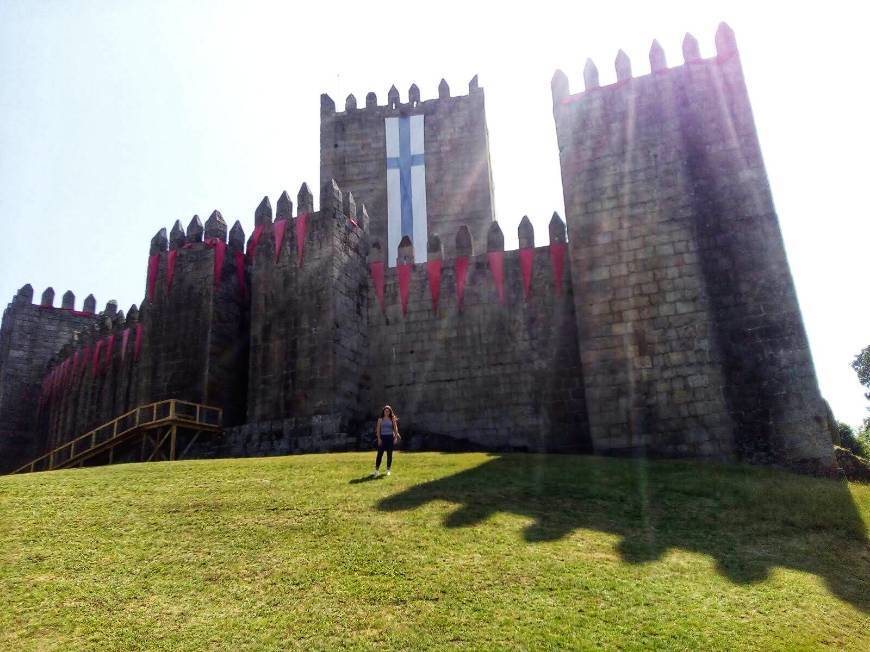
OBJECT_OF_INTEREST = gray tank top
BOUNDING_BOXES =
[380,418,394,437]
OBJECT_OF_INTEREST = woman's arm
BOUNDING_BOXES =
[375,418,382,444]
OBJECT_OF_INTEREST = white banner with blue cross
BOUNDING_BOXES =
[385,115,428,265]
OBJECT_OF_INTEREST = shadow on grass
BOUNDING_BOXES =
[377,454,870,611]
[349,474,387,484]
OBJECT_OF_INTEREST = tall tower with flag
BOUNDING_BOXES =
[320,77,495,265]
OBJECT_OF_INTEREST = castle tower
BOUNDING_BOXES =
[136,211,249,425]
[320,78,495,265]
[243,180,370,452]
[0,285,97,471]
[552,26,833,471]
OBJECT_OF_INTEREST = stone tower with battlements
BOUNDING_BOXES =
[551,24,833,470]
[320,77,495,265]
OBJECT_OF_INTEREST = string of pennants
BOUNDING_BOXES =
[146,214,311,304]
[39,324,144,402]
[370,243,568,315]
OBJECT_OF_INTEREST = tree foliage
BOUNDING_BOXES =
[852,345,870,401]
[837,421,870,458]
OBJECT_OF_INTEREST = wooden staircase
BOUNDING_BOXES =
[13,399,222,474]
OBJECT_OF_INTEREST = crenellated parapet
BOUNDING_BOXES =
[551,24,739,103]
[367,215,571,319]
[324,76,483,117]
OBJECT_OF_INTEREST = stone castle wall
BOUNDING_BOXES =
[0,287,97,471]
[138,212,248,426]
[19,210,252,471]
[38,303,139,457]
[0,24,836,475]
[246,181,369,432]
[365,220,589,453]
[552,25,832,470]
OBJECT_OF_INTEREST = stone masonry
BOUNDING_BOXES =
[0,287,96,469]
[0,24,835,475]
[320,77,496,264]
[552,25,833,470]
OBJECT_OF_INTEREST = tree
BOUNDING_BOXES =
[852,345,870,401]
[849,345,870,457]
[837,421,869,457]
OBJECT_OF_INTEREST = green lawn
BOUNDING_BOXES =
[1,452,868,650]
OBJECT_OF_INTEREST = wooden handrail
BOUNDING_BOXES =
[13,399,222,474]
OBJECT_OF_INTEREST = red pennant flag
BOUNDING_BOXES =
[427,259,442,312]
[58,359,68,394]
[398,263,412,316]
[134,324,143,361]
[295,213,309,266]
[72,351,80,381]
[247,224,265,263]
[234,251,246,298]
[92,340,103,376]
[80,347,90,378]
[205,237,226,288]
[273,219,288,261]
[166,249,179,291]
[104,335,115,372]
[455,256,470,309]
[121,329,130,361]
[488,251,505,304]
[519,248,534,300]
[146,254,160,302]
[370,261,385,312]
[550,242,567,293]
[63,357,72,389]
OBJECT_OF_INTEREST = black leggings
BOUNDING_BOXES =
[376,435,394,469]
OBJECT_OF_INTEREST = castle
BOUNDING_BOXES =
[0,24,836,475]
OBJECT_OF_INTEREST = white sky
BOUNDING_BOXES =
[1,1,867,427]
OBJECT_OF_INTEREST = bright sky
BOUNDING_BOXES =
[1,1,867,427]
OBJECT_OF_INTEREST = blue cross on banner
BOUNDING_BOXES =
[385,115,428,265]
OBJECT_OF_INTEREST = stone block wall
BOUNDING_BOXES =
[37,303,142,454]
[365,219,590,453]
[245,180,370,449]
[0,286,97,471]
[552,25,833,471]
[137,211,248,425]
[320,78,495,263]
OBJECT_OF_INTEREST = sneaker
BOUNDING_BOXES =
[386,469,391,476]
[371,470,379,478]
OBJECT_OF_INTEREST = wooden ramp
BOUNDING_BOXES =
[13,399,222,474]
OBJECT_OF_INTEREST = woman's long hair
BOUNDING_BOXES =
[381,405,398,423]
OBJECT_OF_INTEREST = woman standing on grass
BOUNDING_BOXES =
[372,405,401,477]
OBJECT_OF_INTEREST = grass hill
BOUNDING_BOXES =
[1,452,868,650]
